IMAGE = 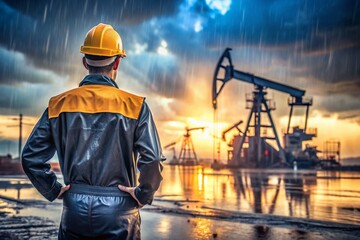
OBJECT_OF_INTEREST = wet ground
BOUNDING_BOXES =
[1,165,360,239]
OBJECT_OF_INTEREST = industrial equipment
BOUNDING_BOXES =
[212,48,313,168]
[283,96,320,168]
[323,140,341,162]
[164,141,179,165]
[221,120,243,142]
[221,120,243,161]
[320,140,341,168]
[164,127,205,166]
[178,127,205,166]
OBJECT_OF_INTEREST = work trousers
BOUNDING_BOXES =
[58,184,141,240]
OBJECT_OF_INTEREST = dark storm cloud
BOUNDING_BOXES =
[0,47,61,85]
[121,51,186,98]
[338,114,360,121]
[0,0,359,116]
[272,45,360,90]
[0,0,182,71]
[0,83,50,115]
[200,0,360,87]
[0,84,62,117]
[3,0,182,26]
[201,0,360,49]
[0,0,185,99]
[178,0,360,114]
[316,94,360,113]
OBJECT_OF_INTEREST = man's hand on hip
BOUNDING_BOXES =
[57,185,71,199]
[118,185,144,208]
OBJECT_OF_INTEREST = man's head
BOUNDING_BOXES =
[80,23,126,80]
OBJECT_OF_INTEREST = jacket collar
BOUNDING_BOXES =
[79,74,119,88]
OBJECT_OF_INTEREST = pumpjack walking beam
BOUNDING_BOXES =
[212,48,305,110]
[221,120,243,142]
[212,48,308,166]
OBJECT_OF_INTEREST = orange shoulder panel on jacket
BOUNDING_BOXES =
[48,85,145,120]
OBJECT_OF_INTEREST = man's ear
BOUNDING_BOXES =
[82,57,89,70]
[113,57,120,70]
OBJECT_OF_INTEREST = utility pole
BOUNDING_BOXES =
[7,113,32,160]
[19,113,23,159]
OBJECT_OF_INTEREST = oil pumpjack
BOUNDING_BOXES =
[212,48,318,168]
[221,120,243,162]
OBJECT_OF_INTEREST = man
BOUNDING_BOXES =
[22,23,164,239]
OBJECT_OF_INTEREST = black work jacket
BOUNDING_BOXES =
[22,74,164,205]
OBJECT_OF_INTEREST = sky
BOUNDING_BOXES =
[0,0,359,160]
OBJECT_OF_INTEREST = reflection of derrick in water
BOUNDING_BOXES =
[284,174,312,218]
[179,166,205,198]
[0,180,33,200]
[234,173,281,239]
[235,172,315,220]
[268,177,282,214]
[234,173,281,215]
[253,225,271,240]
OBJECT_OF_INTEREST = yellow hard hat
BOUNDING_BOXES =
[80,23,126,58]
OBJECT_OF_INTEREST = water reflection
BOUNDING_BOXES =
[253,225,271,240]
[284,173,313,218]
[156,166,360,225]
[0,178,35,200]
[0,166,360,239]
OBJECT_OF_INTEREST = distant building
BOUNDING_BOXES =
[0,154,24,175]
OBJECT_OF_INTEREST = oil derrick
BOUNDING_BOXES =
[178,127,205,166]
[212,48,311,168]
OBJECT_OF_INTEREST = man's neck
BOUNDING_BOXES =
[89,72,115,81]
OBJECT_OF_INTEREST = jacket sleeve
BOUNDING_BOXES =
[21,108,62,202]
[134,101,165,205]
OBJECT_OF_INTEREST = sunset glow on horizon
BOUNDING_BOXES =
[0,0,359,161]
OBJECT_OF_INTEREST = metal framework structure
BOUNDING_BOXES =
[221,120,243,142]
[221,120,243,162]
[323,140,341,162]
[287,97,313,134]
[178,127,205,165]
[212,48,309,167]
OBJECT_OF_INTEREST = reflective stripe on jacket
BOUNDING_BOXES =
[22,74,164,204]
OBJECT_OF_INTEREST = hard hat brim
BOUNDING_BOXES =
[80,46,126,58]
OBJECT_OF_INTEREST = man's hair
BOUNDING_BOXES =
[85,54,117,73]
